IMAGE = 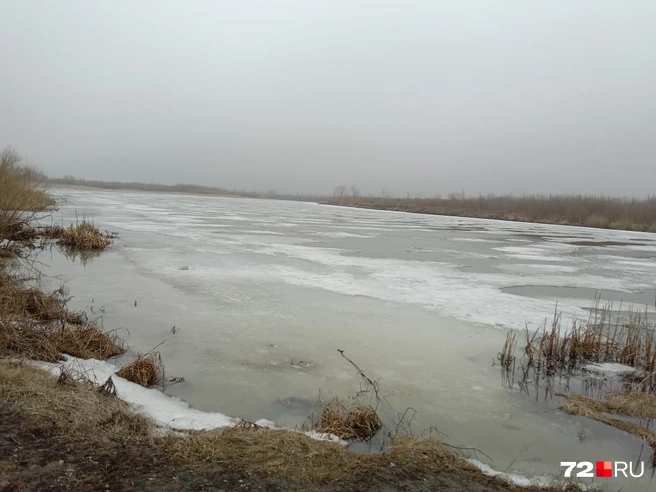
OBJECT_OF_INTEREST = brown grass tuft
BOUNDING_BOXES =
[499,331,517,369]
[117,352,164,388]
[56,220,114,250]
[0,318,125,362]
[0,319,64,362]
[315,397,382,441]
[56,324,125,360]
[0,268,123,362]
[0,274,86,324]
[605,391,656,419]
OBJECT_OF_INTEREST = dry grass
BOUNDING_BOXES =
[56,324,125,360]
[557,392,656,465]
[556,391,656,420]
[605,391,656,419]
[56,220,115,250]
[0,269,124,362]
[499,331,517,369]
[0,319,125,362]
[326,194,656,232]
[0,360,152,440]
[315,397,382,441]
[0,273,85,324]
[116,352,165,388]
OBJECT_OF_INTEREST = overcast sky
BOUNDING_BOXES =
[1,1,655,196]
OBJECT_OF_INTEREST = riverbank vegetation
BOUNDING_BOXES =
[499,302,656,465]
[0,148,55,254]
[43,220,117,250]
[0,358,587,491]
[325,193,656,232]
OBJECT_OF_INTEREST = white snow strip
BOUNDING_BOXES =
[583,362,637,375]
[468,460,555,487]
[35,356,344,444]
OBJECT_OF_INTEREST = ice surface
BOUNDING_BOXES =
[51,187,656,335]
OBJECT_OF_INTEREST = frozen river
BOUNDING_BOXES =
[42,188,656,489]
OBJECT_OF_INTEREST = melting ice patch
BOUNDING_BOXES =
[135,238,652,331]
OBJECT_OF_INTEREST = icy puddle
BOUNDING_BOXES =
[36,188,656,490]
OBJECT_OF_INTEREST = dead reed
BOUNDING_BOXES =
[502,301,656,467]
[116,352,165,388]
[316,397,382,441]
[56,220,114,250]
[498,331,517,369]
[503,302,656,390]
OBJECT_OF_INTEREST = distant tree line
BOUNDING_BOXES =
[324,192,656,232]
[48,176,327,202]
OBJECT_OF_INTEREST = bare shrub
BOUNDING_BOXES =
[0,147,55,252]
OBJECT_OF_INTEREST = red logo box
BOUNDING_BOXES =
[596,461,612,478]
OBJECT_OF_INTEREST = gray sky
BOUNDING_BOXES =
[1,1,655,197]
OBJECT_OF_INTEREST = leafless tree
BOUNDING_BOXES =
[333,185,348,198]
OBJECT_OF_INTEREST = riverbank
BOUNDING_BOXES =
[323,195,656,233]
[1,359,581,492]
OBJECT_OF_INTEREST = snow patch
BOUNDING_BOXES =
[468,460,555,487]
[583,362,636,375]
